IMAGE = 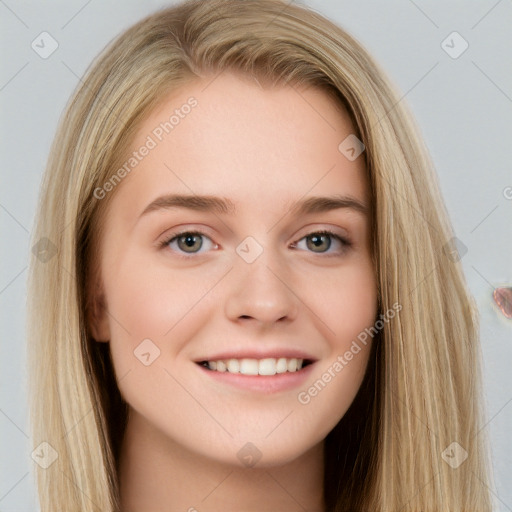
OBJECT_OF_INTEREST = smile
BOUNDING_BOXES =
[197,357,313,375]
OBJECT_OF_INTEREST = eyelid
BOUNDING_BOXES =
[157,223,215,245]
[293,223,351,243]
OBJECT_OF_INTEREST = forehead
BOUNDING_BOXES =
[108,71,368,219]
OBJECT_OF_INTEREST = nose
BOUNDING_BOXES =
[224,246,299,327]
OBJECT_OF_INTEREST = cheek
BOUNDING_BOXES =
[103,249,216,341]
[290,258,377,426]
[305,256,378,352]
[99,253,171,383]
[101,249,232,380]
[294,271,377,437]
[101,252,224,436]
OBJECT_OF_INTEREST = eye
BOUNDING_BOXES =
[291,230,351,256]
[159,228,351,258]
[160,230,217,256]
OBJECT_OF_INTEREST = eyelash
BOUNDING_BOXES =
[158,229,352,259]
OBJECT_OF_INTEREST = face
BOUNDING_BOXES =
[90,71,378,467]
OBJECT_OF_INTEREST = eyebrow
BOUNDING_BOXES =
[139,193,369,218]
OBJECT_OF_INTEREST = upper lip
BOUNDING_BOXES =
[194,348,317,363]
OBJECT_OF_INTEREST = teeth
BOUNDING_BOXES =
[227,359,240,373]
[205,357,305,374]
[240,358,259,375]
[276,358,288,373]
[258,358,276,376]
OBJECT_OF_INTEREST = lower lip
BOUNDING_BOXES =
[196,362,316,394]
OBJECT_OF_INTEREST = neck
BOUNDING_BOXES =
[118,409,325,512]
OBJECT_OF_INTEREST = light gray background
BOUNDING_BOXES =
[1,0,511,510]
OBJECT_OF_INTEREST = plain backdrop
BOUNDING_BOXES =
[1,0,511,510]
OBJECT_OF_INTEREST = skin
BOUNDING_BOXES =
[89,71,378,512]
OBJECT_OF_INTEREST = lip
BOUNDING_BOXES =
[196,360,316,394]
[193,349,317,363]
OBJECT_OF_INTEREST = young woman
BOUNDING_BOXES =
[27,0,493,510]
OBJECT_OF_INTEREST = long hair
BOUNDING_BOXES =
[27,0,493,510]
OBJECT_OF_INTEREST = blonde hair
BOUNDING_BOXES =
[27,0,493,510]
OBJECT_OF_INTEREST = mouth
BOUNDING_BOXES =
[196,357,315,375]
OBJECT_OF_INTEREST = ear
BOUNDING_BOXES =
[87,284,111,343]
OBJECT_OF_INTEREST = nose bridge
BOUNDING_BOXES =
[223,235,299,324]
